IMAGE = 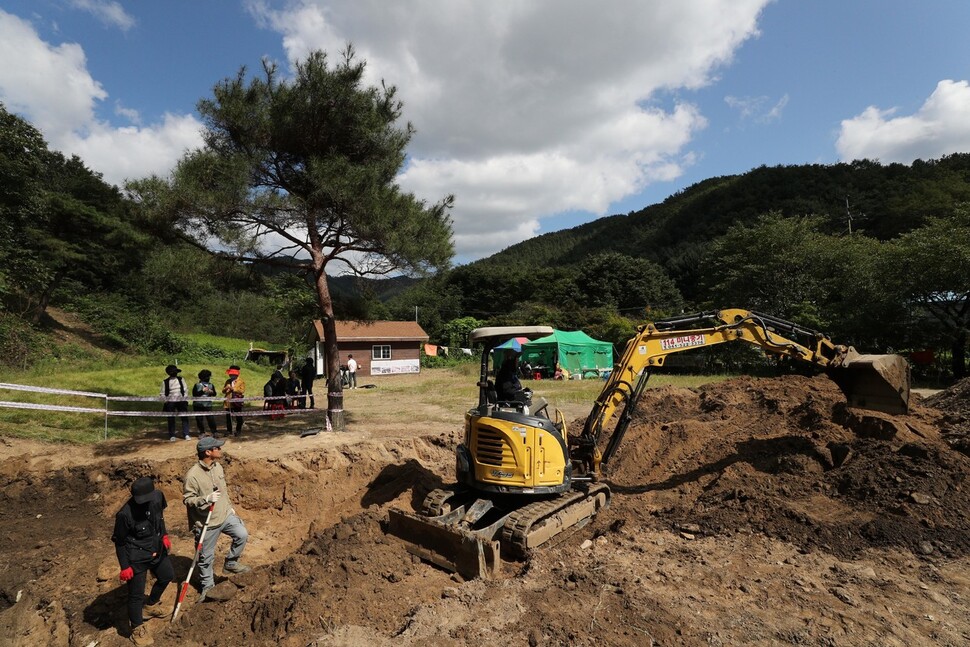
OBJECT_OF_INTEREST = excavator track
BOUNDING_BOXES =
[501,483,611,559]
[421,487,463,516]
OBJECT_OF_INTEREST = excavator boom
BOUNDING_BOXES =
[581,309,910,470]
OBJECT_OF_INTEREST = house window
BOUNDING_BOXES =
[372,345,391,360]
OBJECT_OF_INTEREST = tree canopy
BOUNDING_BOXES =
[134,48,455,425]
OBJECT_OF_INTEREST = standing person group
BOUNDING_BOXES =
[183,436,251,602]
[161,365,191,441]
[112,477,173,646]
[111,436,254,645]
[222,365,246,436]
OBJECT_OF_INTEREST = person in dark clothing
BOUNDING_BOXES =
[496,354,524,402]
[271,367,287,399]
[111,477,174,645]
[285,370,304,408]
[161,365,190,441]
[263,373,286,419]
[300,357,316,408]
[192,369,219,436]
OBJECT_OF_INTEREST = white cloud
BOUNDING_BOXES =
[837,80,970,164]
[248,0,769,260]
[68,0,136,32]
[725,93,788,123]
[114,101,141,125]
[0,9,200,188]
[60,113,203,188]
[0,9,106,140]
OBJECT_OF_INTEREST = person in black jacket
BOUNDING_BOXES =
[111,477,174,644]
[300,357,316,408]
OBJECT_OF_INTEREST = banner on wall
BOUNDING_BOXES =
[371,359,420,374]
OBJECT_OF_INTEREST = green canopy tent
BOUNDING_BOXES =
[520,330,615,378]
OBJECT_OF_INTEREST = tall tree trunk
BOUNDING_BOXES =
[31,272,63,324]
[314,265,345,430]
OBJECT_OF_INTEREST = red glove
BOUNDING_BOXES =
[119,567,134,582]
[162,535,171,551]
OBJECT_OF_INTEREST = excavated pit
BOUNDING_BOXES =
[1,373,969,646]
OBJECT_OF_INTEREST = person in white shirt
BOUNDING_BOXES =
[347,355,358,389]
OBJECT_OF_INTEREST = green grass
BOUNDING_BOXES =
[178,332,280,356]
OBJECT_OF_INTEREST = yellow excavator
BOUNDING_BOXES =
[387,308,911,579]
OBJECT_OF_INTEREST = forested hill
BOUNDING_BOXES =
[403,154,970,376]
[477,156,970,287]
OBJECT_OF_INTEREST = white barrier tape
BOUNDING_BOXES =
[107,407,325,418]
[108,395,296,403]
[0,384,301,404]
[0,383,106,398]
[0,399,327,418]
[0,400,105,414]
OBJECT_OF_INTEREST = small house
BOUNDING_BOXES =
[308,320,429,377]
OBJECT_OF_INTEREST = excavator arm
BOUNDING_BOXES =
[573,308,910,476]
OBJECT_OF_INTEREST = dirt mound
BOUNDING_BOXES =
[924,377,970,456]
[601,375,970,560]
[2,374,970,646]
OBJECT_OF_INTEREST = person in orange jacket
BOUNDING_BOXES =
[222,365,246,436]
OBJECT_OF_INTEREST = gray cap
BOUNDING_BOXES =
[197,436,225,452]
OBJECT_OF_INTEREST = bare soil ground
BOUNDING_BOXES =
[1,373,968,646]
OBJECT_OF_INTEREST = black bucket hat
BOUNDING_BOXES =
[131,477,155,504]
[165,364,181,376]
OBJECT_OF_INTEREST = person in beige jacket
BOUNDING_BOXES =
[182,437,250,601]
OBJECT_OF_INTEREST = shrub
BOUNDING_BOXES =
[68,295,186,355]
[0,313,44,369]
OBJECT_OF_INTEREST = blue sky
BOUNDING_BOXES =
[2,1,970,264]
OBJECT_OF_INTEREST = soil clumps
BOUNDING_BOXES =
[1,374,968,646]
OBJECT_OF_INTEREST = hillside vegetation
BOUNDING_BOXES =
[2,101,969,383]
[385,157,970,380]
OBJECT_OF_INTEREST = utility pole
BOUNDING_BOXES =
[844,196,865,235]
[415,305,419,322]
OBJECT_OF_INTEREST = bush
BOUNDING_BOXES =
[68,295,186,355]
[0,313,44,369]
[421,352,478,369]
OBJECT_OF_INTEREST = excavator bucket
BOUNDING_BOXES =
[386,508,501,580]
[830,350,911,415]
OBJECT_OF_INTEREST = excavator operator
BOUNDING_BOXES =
[496,353,527,403]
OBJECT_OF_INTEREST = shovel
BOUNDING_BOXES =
[171,497,216,622]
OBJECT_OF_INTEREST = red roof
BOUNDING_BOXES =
[310,320,429,342]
